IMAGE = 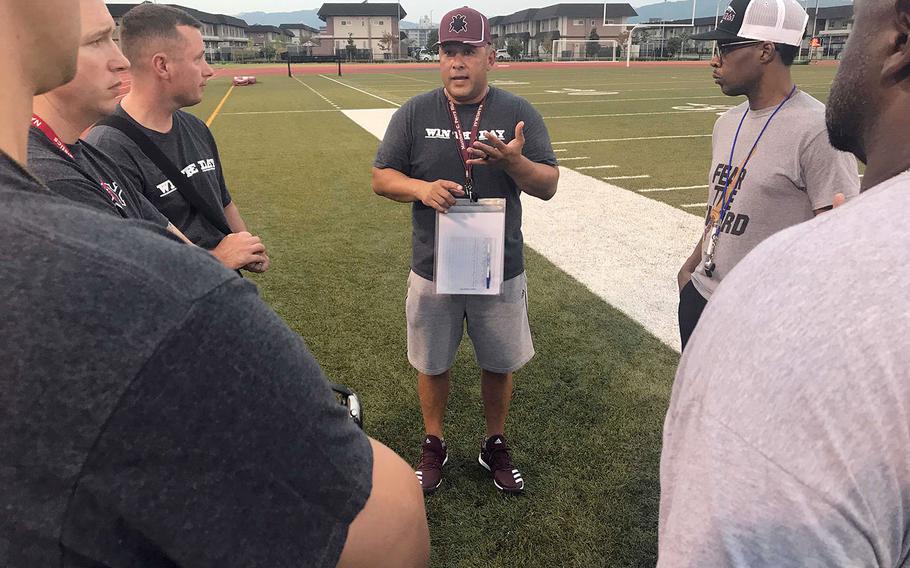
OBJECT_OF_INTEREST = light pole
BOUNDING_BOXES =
[810,0,821,59]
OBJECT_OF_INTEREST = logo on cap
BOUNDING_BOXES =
[450,13,468,33]
[721,6,736,22]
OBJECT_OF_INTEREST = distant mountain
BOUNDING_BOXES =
[236,8,419,29]
[236,9,321,27]
[629,0,851,23]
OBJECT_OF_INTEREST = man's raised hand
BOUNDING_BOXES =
[467,121,526,167]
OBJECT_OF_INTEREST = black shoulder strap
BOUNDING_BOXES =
[96,115,232,236]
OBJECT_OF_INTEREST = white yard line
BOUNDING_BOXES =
[543,109,725,120]
[531,94,731,106]
[681,203,707,208]
[292,76,339,109]
[637,185,708,193]
[341,109,704,350]
[553,134,711,145]
[224,109,340,116]
[554,148,567,152]
[384,73,435,83]
[576,165,619,170]
[318,74,401,107]
[602,174,650,181]
[558,156,590,161]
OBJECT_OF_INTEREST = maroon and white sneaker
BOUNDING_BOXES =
[415,435,448,495]
[478,434,524,493]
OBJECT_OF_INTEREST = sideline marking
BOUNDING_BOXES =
[206,85,235,127]
[576,165,619,170]
[318,74,401,107]
[293,76,340,109]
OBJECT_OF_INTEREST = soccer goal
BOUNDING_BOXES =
[551,39,619,62]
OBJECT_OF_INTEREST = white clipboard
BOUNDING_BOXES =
[434,198,506,295]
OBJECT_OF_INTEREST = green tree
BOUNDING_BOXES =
[426,29,439,52]
[586,27,600,58]
[378,32,396,55]
[506,38,522,59]
[262,41,277,61]
[666,35,683,58]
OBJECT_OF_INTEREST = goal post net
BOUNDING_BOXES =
[551,39,619,62]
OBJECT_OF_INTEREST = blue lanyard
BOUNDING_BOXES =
[711,85,798,235]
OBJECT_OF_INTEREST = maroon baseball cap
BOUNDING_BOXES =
[436,7,491,46]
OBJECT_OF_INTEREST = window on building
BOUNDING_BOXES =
[574,18,585,25]
[341,20,347,25]
[379,20,384,25]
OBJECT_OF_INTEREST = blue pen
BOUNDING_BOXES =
[485,241,492,289]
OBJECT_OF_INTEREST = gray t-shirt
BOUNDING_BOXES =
[690,91,860,299]
[27,125,168,227]
[86,105,232,249]
[374,86,557,281]
[660,171,910,567]
[0,152,372,566]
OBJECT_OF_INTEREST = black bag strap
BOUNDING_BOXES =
[96,115,232,236]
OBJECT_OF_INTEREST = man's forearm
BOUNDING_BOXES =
[223,202,247,233]
[681,236,704,274]
[372,167,426,203]
[505,157,558,200]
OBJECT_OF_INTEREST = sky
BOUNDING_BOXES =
[165,0,657,21]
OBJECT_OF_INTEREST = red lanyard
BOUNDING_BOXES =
[446,93,486,200]
[31,114,75,160]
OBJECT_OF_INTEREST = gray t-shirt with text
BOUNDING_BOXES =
[660,171,910,567]
[690,91,859,299]
[374,86,557,281]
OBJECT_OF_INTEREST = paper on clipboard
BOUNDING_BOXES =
[435,198,506,295]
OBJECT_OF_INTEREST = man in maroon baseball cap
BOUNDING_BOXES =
[373,7,559,495]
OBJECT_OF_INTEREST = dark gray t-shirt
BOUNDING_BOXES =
[660,171,910,567]
[27,125,168,227]
[1,152,371,567]
[86,105,232,249]
[374,86,557,281]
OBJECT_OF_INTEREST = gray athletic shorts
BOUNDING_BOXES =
[406,270,535,375]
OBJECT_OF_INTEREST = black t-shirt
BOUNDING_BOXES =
[86,105,233,249]
[0,152,371,567]
[27,125,168,227]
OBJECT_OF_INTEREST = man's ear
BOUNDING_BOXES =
[487,45,496,67]
[151,52,169,79]
[881,0,910,83]
[759,41,776,64]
